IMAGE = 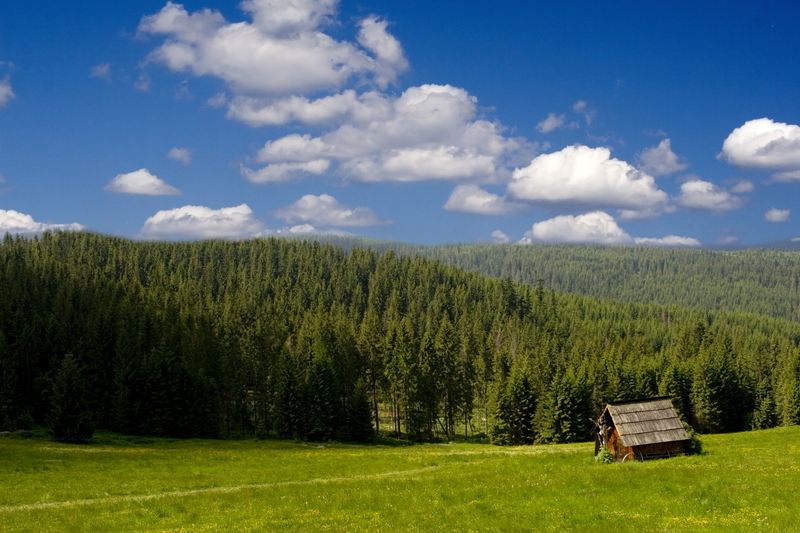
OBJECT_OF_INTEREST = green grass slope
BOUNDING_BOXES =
[2,427,798,532]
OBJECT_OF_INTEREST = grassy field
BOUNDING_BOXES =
[1,427,798,532]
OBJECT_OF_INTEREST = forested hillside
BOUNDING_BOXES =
[1,232,800,445]
[305,236,800,323]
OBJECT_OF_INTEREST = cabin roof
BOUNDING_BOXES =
[603,397,689,448]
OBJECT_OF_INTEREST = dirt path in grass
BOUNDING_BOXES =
[0,465,443,513]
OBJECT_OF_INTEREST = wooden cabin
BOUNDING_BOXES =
[594,397,689,462]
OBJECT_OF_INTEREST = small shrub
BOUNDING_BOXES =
[595,446,615,464]
[683,422,703,455]
[255,419,270,440]
[17,413,35,431]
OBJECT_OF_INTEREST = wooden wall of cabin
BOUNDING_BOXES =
[607,429,632,461]
[632,441,688,460]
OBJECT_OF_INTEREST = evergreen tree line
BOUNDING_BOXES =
[304,236,800,324]
[2,232,800,445]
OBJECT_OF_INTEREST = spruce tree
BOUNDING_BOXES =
[304,352,340,441]
[274,350,301,439]
[346,379,375,443]
[48,354,95,444]
[536,368,591,444]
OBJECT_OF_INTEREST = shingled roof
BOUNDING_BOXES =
[605,397,689,447]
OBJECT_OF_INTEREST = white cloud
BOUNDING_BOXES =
[140,204,265,239]
[508,145,668,212]
[139,0,407,97]
[357,16,409,88]
[719,118,800,172]
[677,179,743,211]
[519,211,699,247]
[274,193,388,227]
[288,223,317,234]
[141,3,527,186]
[491,230,510,244]
[226,89,390,127]
[765,208,790,222]
[90,63,111,82]
[443,184,515,215]
[0,209,84,234]
[245,84,522,183]
[520,211,634,245]
[167,147,192,165]
[637,139,688,176]
[537,113,565,133]
[105,169,182,195]
[241,159,330,183]
[0,77,15,107]
[729,180,754,193]
[633,235,701,247]
[771,170,800,182]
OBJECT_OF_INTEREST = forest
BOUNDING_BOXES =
[1,231,800,445]
[306,236,800,323]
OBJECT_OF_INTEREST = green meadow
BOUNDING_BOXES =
[1,427,798,532]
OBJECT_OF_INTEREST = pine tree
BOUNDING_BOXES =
[750,379,778,430]
[303,352,340,441]
[536,368,591,444]
[504,363,536,445]
[274,350,301,439]
[48,354,95,444]
[346,379,375,442]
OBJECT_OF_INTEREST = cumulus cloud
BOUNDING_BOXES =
[90,63,111,82]
[519,211,699,247]
[677,179,743,211]
[537,113,565,133]
[241,159,330,183]
[140,3,531,186]
[508,145,668,213]
[520,211,634,245]
[491,230,510,244]
[274,193,388,227]
[139,0,407,97]
[226,89,390,127]
[104,169,182,195]
[245,84,523,183]
[0,209,84,234]
[167,147,192,165]
[357,16,409,88]
[765,208,790,223]
[719,118,800,172]
[637,139,688,176]
[140,204,265,239]
[0,76,15,107]
[443,184,516,215]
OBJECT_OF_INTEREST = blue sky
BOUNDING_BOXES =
[1,0,799,246]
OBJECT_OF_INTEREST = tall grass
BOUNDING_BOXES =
[1,427,798,532]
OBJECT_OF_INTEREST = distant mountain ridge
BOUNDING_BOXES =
[300,235,800,323]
